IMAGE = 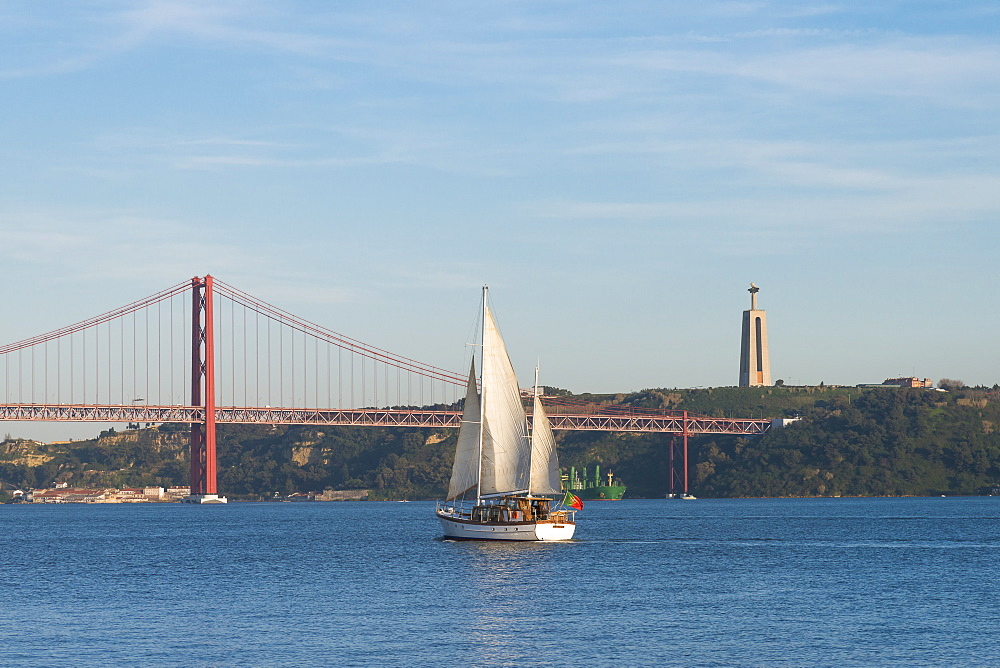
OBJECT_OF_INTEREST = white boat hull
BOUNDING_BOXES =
[437,511,575,541]
[181,494,228,504]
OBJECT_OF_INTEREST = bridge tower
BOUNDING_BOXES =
[185,275,227,504]
[739,283,771,387]
[666,412,691,499]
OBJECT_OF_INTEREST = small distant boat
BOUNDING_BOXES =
[436,287,576,541]
[666,493,697,500]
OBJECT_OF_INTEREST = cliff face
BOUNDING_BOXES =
[0,426,191,491]
[1,439,54,467]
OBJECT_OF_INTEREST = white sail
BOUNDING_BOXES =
[446,362,482,501]
[479,305,531,496]
[530,394,562,495]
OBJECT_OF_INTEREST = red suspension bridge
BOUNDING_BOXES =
[0,276,773,499]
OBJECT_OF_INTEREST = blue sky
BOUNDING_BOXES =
[2,1,999,438]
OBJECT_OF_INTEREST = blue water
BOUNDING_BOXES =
[2,497,999,666]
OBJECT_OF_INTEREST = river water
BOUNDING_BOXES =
[2,497,999,666]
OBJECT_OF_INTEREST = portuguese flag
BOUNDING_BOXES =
[562,491,584,510]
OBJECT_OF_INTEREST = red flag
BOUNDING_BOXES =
[562,491,584,510]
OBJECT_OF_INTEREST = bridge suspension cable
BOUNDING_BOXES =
[0,277,470,412]
[0,281,191,407]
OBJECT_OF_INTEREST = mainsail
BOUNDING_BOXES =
[479,305,531,496]
[529,393,562,494]
[446,362,482,501]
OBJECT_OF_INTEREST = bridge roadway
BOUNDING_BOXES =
[0,404,772,435]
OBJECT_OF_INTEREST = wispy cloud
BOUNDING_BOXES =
[0,207,258,281]
[527,167,1000,246]
[736,41,1000,97]
[5,1,996,112]
[608,38,1000,100]
[0,205,369,309]
[112,0,352,56]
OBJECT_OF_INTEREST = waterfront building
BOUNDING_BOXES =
[30,488,108,503]
[883,377,934,388]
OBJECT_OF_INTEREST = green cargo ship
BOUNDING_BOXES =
[563,465,626,500]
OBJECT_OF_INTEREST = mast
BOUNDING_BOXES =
[529,364,539,497]
[475,285,487,503]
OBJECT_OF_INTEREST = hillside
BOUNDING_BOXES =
[3,384,999,499]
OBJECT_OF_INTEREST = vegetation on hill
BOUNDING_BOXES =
[694,387,1000,497]
[2,384,999,499]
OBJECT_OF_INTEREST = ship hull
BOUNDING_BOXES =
[574,485,626,501]
[437,511,575,541]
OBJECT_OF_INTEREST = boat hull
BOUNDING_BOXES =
[437,511,575,541]
[181,494,228,504]
[574,485,626,501]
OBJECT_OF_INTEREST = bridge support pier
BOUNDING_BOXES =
[186,275,226,504]
[666,412,691,499]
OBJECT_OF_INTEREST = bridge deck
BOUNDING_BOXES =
[0,404,772,435]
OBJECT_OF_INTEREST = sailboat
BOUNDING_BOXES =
[435,287,576,541]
